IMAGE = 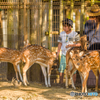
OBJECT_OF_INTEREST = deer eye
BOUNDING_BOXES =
[73,58,75,60]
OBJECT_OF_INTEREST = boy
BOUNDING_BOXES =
[56,18,80,86]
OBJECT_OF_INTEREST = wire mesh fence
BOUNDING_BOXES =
[0,0,100,87]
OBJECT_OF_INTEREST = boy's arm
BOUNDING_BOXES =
[57,34,62,59]
[66,32,81,48]
[56,42,62,58]
[66,43,81,48]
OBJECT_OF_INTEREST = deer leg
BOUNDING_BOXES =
[85,83,87,93]
[79,72,84,88]
[93,69,99,92]
[78,72,87,93]
[65,52,70,88]
[13,65,20,83]
[78,72,87,92]
[23,63,30,86]
[95,71,99,92]
[26,76,29,85]
[47,65,51,87]
[70,68,76,89]
[82,72,89,93]
[41,66,48,87]
[65,69,69,88]
[17,64,23,82]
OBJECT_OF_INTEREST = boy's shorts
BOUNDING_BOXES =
[58,55,66,73]
[58,54,76,74]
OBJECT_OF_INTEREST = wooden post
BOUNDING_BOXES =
[80,0,84,36]
[42,3,48,48]
[26,0,30,81]
[24,0,27,41]
[70,0,74,20]
[48,0,53,50]
[1,10,8,81]
[1,10,7,48]
[75,10,80,32]
[18,0,23,49]
[91,0,95,5]
[13,0,18,49]
[30,0,38,44]
[59,0,63,64]
[59,0,63,33]
[38,0,42,45]
[27,0,30,43]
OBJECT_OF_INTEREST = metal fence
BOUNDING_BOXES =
[0,0,100,87]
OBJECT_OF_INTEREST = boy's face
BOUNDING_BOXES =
[63,24,71,33]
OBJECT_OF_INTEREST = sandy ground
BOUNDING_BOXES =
[0,81,100,100]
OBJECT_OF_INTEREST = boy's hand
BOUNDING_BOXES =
[66,44,74,48]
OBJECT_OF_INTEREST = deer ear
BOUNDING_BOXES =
[52,52,56,57]
[24,41,26,45]
[27,39,29,44]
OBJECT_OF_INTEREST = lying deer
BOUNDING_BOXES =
[0,47,23,82]
[20,44,56,87]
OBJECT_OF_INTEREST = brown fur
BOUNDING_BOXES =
[20,44,56,86]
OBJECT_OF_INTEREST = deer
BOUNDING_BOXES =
[65,35,88,90]
[0,47,23,83]
[70,50,100,93]
[65,35,100,93]
[20,44,56,87]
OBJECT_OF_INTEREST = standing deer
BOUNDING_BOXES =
[65,35,100,92]
[20,44,56,87]
[0,47,23,82]
[65,47,85,89]
[70,50,100,93]
[65,35,88,89]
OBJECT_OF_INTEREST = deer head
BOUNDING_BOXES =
[80,35,88,51]
[23,39,31,48]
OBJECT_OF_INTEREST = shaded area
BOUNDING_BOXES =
[0,81,100,100]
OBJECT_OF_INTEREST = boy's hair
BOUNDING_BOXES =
[62,18,73,28]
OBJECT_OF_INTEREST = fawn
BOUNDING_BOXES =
[0,47,23,82]
[20,44,56,87]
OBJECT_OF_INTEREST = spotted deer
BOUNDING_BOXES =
[65,35,88,89]
[20,44,56,87]
[70,50,100,93]
[23,39,31,48]
[0,47,23,82]
[66,35,100,93]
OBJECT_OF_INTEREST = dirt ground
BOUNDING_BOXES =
[0,81,100,100]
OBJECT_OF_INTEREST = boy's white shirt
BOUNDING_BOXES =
[58,31,79,56]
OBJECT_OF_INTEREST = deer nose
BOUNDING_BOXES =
[77,63,80,66]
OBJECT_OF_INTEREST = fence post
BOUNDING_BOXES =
[59,0,63,33]
[59,0,63,61]
[70,0,74,20]
[27,0,30,43]
[38,0,42,46]
[1,10,8,81]
[91,0,95,5]
[42,3,48,48]
[48,0,53,50]
[80,0,84,36]
[24,0,27,41]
